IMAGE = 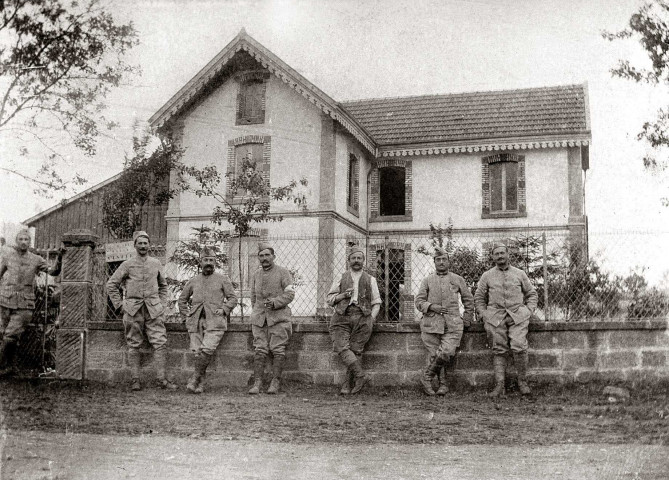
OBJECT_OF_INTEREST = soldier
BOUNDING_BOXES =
[106,231,177,391]
[248,243,295,395]
[474,243,538,397]
[0,230,62,376]
[326,246,381,395]
[178,246,237,394]
[415,247,475,395]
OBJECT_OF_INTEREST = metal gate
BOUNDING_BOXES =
[375,247,405,322]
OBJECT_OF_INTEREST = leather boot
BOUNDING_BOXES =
[187,354,212,394]
[248,352,266,395]
[350,359,370,394]
[339,367,354,395]
[127,348,142,391]
[154,348,177,390]
[435,365,449,396]
[514,351,531,395]
[267,355,285,394]
[421,356,444,396]
[488,355,506,398]
[0,340,17,377]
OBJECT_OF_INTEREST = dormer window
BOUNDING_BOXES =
[236,71,269,125]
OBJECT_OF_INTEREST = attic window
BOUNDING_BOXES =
[236,73,268,125]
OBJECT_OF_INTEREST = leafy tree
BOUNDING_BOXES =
[184,158,307,320]
[101,128,185,239]
[0,0,138,195]
[604,0,669,205]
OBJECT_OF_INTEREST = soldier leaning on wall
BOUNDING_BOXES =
[415,247,475,396]
[474,243,538,398]
[106,231,177,392]
[178,246,237,394]
[0,229,63,377]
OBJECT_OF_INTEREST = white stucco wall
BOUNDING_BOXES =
[176,74,322,222]
[334,130,371,230]
[369,148,570,232]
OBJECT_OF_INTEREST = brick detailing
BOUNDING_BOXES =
[56,329,85,380]
[481,153,526,218]
[226,135,271,202]
[369,159,412,221]
[235,71,270,125]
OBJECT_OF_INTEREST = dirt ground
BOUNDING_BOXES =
[1,379,669,479]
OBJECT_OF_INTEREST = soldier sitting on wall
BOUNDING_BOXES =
[178,246,237,394]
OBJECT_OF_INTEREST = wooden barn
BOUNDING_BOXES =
[24,173,169,252]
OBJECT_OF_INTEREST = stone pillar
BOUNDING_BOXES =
[56,229,99,380]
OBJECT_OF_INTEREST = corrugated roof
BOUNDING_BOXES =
[340,84,589,146]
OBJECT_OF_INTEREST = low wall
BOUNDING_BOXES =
[85,320,669,388]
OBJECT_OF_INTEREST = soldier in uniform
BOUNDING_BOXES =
[326,246,381,395]
[106,231,177,391]
[474,243,538,397]
[248,243,295,395]
[178,246,237,394]
[0,230,62,376]
[415,247,475,395]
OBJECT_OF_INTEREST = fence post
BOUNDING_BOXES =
[56,229,99,380]
[542,232,549,321]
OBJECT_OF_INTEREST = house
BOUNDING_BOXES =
[27,29,591,321]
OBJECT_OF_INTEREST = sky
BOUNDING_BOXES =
[1,0,668,281]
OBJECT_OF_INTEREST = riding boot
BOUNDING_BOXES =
[248,352,266,394]
[488,355,507,398]
[514,351,531,395]
[435,365,449,396]
[421,356,445,396]
[350,358,370,394]
[154,348,177,390]
[127,348,142,391]
[187,353,212,394]
[267,355,285,394]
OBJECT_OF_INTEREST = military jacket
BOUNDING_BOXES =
[415,272,475,334]
[249,264,294,327]
[106,255,168,319]
[178,272,237,332]
[474,265,538,327]
[0,248,58,310]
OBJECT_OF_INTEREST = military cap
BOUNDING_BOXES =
[490,242,508,254]
[433,247,449,258]
[348,246,365,258]
[257,242,274,254]
[201,245,217,258]
[132,230,150,243]
[15,229,31,241]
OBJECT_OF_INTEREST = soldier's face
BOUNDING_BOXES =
[349,252,364,271]
[16,233,30,252]
[434,255,449,273]
[201,256,216,275]
[258,249,275,269]
[492,247,509,266]
[135,237,150,256]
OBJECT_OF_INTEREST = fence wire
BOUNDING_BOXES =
[99,230,669,323]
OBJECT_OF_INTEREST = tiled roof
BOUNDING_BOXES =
[340,84,589,146]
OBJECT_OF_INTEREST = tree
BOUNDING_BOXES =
[0,0,138,195]
[101,128,185,239]
[184,159,307,319]
[604,0,669,205]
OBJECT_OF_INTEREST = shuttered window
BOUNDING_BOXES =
[490,160,519,212]
[237,79,266,125]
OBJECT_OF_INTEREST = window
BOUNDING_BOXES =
[347,153,359,213]
[236,76,267,125]
[233,143,263,196]
[490,160,518,212]
[379,166,406,216]
[227,135,271,201]
[482,153,526,218]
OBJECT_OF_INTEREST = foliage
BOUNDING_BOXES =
[101,128,185,238]
[181,159,308,319]
[603,0,669,205]
[0,0,138,195]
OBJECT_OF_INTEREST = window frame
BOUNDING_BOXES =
[481,153,527,219]
[369,159,413,223]
[347,153,360,216]
[235,71,270,126]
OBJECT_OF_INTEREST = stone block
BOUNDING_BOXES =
[300,333,333,351]
[85,369,113,383]
[62,247,94,282]
[528,351,561,369]
[599,351,639,369]
[283,371,316,384]
[87,351,124,369]
[529,331,586,350]
[397,352,428,371]
[608,330,662,348]
[361,352,397,372]
[296,352,332,371]
[527,371,566,385]
[218,332,253,350]
[309,372,336,385]
[168,352,185,369]
[471,371,494,387]
[464,332,489,352]
[574,369,626,384]
[369,372,402,386]
[455,352,492,371]
[168,333,190,351]
[206,371,253,387]
[87,330,126,351]
[642,350,666,367]
[56,329,85,380]
[406,334,426,351]
[366,333,407,352]
[216,352,253,371]
[563,351,597,370]
[60,283,91,328]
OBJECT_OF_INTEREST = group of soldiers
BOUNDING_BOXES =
[0,229,538,398]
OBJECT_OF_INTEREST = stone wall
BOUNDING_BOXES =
[85,320,669,388]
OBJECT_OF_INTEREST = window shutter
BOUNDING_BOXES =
[505,162,518,211]
[490,163,503,212]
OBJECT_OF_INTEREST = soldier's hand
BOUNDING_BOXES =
[264,299,274,310]
[214,308,225,316]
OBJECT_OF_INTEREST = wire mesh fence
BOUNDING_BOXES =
[98,229,669,323]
